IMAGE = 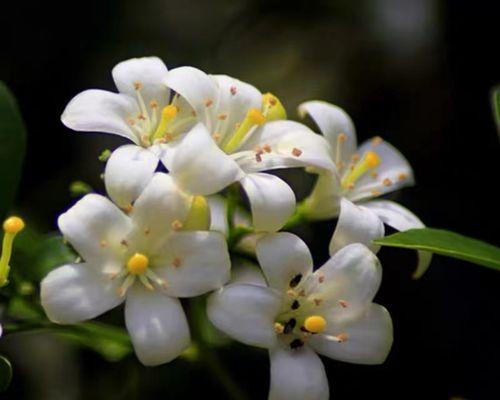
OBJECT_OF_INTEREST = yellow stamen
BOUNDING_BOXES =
[127,253,149,275]
[223,108,266,153]
[262,92,287,121]
[183,195,211,231]
[0,216,25,287]
[341,150,381,188]
[151,105,178,141]
[304,315,327,334]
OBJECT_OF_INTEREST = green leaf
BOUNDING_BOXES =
[13,232,75,281]
[374,228,500,271]
[0,355,12,392]
[56,321,132,362]
[0,82,27,219]
[492,85,500,134]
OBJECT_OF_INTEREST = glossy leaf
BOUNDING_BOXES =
[492,85,500,134]
[374,228,500,271]
[0,82,27,219]
[0,355,12,392]
[57,321,132,362]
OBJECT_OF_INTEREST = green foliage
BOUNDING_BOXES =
[0,82,27,219]
[13,231,76,282]
[57,322,132,362]
[492,85,500,134]
[0,355,12,392]
[374,228,500,271]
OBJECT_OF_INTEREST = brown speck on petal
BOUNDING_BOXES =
[172,257,182,268]
[292,148,302,157]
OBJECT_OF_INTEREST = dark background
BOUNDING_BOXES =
[1,0,499,399]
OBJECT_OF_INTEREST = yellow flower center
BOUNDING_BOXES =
[304,315,327,333]
[127,253,149,275]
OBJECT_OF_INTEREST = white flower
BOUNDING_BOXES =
[298,100,431,277]
[160,67,336,232]
[40,173,230,366]
[207,199,393,400]
[62,57,334,232]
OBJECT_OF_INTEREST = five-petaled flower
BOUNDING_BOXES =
[62,57,335,232]
[207,199,393,400]
[41,173,230,366]
[298,100,431,277]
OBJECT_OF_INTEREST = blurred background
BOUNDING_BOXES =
[1,0,499,398]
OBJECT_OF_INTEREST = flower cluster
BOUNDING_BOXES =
[41,57,430,399]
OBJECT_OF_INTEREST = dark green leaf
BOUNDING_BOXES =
[374,228,500,271]
[0,82,27,219]
[13,232,75,281]
[0,355,12,392]
[57,321,132,362]
[492,85,500,134]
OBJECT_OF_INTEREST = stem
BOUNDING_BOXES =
[198,343,248,400]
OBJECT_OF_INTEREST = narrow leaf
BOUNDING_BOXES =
[374,228,500,271]
[0,355,12,392]
[0,82,27,218]
[492,85,500,135]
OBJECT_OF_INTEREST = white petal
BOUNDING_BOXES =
[309,304,393,365]
[112,56,169,106]
[235,120,335,172]
[207,195,229,236]
[349,139,414,202]
[230,259,267,286]
[313,243,381,320]
[269,345,329,400]
[58,194,132,264]
[128,173,191,252]
[302,172,342,220]
[104,145,158,208]
[164,66,219,127]
[154,231,230,297]
[362,200,432,278]
[329,198,384,256]
[239,173,296,232]
[61,89,139,143]
[41,263,123,324]
[164,123,244,195]
[212,75,262,143]
[207,283,281,348]
[256,233,313,292]
[298,100,357,166]
[125,284,190,366]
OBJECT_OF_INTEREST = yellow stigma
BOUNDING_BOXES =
[162,104,178,119]
[3,216,25,234]
[1,216,26,287]
[304,315,327,333]
[151,105,178,141]
[262,92,287,121]
[223,108,266,153]
[364,151,381,168]
[127,253,149,275]
[341,150,381,188]
[247,108,266,125]
[183,195,211,231]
